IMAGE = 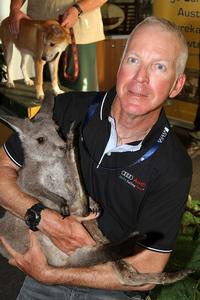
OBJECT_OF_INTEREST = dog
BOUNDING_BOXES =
[0,17,69,100]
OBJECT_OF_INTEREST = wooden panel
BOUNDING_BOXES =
[97,38,127,91]
[164,99,197,129]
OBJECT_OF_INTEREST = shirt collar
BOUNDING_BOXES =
[99,87,116,120]
[98,87,170,147]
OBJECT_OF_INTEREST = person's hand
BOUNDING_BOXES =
[60,6,80,28]
[39,209,97,255]
[0,231,54,283]
[8,9,30,38]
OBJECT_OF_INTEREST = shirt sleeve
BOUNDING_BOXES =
[53,91,99,136]
[136,173,192,253]
[3,132,24,167]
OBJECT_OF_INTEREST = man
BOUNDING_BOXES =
[0,17,192,300]
[8,0,107,91]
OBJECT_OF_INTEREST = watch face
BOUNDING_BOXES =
[25,209,40,230]
[25,210,36,224]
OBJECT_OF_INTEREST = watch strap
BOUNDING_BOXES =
[72,3,83,16]
[25,203,46,231]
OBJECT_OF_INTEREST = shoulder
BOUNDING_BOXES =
[53,91,106,133]
[165,129,192,178]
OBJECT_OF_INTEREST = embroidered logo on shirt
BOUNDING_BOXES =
[119,170,146,191]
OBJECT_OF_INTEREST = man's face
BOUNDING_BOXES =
[116,25,185,117]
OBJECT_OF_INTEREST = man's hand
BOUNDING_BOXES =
[39,209,97,255]
[8,9,30,38]
[0,231,54,283]
[60,6,80,28]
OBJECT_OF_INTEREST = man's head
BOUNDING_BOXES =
[126,17,188,76]
[116,16,188,119]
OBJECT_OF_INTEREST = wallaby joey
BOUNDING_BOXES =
[0,93,192,286]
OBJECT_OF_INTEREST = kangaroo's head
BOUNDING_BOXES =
[0,93,66,162]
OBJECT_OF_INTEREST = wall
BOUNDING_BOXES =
[0,1,34,80]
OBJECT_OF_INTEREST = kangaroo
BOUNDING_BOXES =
[0,92,192,286]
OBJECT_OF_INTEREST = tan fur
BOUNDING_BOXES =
[0,18,69,100]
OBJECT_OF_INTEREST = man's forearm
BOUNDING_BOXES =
[77,0,107,14]
[44,263,154,292]
[10,0,26,13]
[43,246,170,291]
[0,148,38,218]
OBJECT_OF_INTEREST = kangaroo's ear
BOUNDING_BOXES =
[0,115,27,135]
[34,91,55,119]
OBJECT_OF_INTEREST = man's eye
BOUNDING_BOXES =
[155,63,166,71]
[127,56,138,64]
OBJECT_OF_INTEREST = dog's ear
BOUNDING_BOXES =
[44,24,67,41]
[50,24,65,36]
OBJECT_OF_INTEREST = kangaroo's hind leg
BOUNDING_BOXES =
[112,259,192,286]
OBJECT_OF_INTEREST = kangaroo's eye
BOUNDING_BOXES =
[50,43,55,47]
[37,137,45,144]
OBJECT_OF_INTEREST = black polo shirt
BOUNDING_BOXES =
[4,87,192,253]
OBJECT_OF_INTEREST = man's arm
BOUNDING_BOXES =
[44,246,170,291]
[0,147,96,253]
[10,0,26,12]
[0,147,36,217]
[9,0,30,37]
[0,146,170,291]
[61,0,107,28]
[1,231,170,291]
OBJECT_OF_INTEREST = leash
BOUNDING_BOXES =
[58,15,79,81]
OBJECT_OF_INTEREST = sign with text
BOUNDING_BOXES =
[153,0,200,71]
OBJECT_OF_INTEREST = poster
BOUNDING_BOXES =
[153,0,200,72]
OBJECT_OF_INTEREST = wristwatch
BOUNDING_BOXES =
[72,3,83,16]
[24,203,46,231]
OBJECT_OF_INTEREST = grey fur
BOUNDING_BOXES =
[0,93,192,285]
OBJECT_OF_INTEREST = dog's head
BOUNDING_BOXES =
[38,20,69,62]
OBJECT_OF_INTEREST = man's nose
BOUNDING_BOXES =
[134,65,149,83]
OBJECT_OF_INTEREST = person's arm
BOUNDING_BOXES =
[61,0,107,28]
[1,231,170,291]
[9,0,30,37]
[0,147,36,217]
[0,147,95,254]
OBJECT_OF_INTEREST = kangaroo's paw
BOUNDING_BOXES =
[89,197,102,215]
[60,204,70,217]
[74,212,99,223]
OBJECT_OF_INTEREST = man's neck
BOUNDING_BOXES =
[111,97,161,144]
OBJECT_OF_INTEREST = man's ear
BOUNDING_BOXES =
[169,73,186,98]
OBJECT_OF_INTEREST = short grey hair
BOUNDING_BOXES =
[123,16,188,76]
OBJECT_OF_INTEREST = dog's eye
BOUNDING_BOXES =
[37,137,45,144]
[50,43,55,47]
